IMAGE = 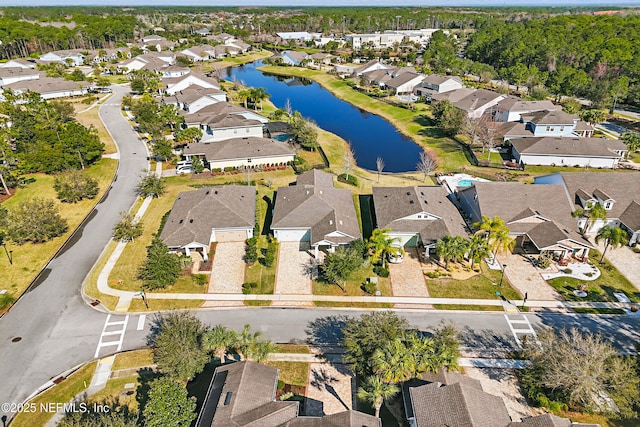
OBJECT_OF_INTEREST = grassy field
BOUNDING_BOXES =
[72,94,118,154]
[276,344,311,354]
[428,262,522,301]
[196,49,273,73]
[244,235,278,295]
[0,159,117,312]
[10,361,97,427]
[546,250,639,303]
[112,349,154,371]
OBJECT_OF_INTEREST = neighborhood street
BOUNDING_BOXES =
[2,84,640,424]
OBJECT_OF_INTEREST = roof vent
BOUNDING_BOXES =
[306,190,310,195]
[224,392,233,406]
[205,191,210,195]
[329,220,333,225]
[214,190,218,194]
[189,219,194,223]
[179,219,183,224]
[409,200,414,204]
[406,192,411,195]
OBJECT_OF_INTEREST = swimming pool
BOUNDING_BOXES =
[457,179,475,187]
[272,133,292,142]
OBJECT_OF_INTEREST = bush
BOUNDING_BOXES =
[6,198,68,244]
[192,274,208,286]
[245,237,258,264]
[362,281,377,294]
[54,171,99,203]
[562,268,572,274]
[264,237,278,267]
[136,174,165,198]
[536,254,551,269]
[277,380,285,390]
[138,237,182,290]
[242,282,257,294]
[338,173,358,186]
[373,266,389,277]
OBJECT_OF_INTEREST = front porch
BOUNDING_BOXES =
[515,234,591,266]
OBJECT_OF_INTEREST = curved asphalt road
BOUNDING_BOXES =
[0,85,148,417]
[3,86,640,422]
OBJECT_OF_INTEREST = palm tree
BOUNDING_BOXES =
[238,89,252,109]
[372,337,415,383]
[466,235,490,270]
[572,203,607,234]
[474,216,513,259]
[245,340,277,363]
[368,228,400,268]
[250,87,268,111]
[405,333,437,375]
[357,376,399,418]
[595,226,628,263]
[235,324,262,361]
[202,325,237,363]
[435,235,465,269]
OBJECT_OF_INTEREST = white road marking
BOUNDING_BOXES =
[95,314,130,358]
[137,314,146,331]
[504,313,539,348]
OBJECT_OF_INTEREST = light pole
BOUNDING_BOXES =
[247,158,252,185]
[499,263,507,286]
[1,240,12,265]
[138,289,149,309]
[396,16,401,31]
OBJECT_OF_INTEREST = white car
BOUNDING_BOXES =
[176,164,192,175]
[387,247,404,264]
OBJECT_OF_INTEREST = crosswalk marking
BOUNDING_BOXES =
[95,314,129,358]
[137,314,146,331]
[504,313,539,348]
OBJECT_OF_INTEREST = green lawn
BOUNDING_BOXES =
[244,235,278,295]
[546,250,639,303]
[263,361,309,387]
[313,263,392,297]
[1,159,117,312]
[428,262,522,301]
[276,344,311,354]
[10,362,97,427]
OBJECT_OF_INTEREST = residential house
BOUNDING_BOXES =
[162,86,227,114]
[195,361,380,427]
[280,50,310,66]
[354,59,391,76]
[271,170,362,257]
[519,110,579,137]
[159,185,256,260]
[224,39,251,53]
[163,73,220,95]
[457,182,593,262]
[0,59,36,69]
[413,74,464,100]
[182,136,295,170]
[0,67,40,86]
[158,64,190,78]
[373,186,467,258]
[361,68,395,88]
[432,88,505,119]
[137,34,176,52]
[3,76,89,99]
[309,52,333,66]
[510,137,628,169]
[390,29,448,47]
[386,72,425,95]
[193,28,211,36]
[39,49,85,66]
[404,369,599,427]
[181,101,269,137]
[180,44,231,62]
[534,172,640,243]
[118,52,175,73]
[494,98,560,122]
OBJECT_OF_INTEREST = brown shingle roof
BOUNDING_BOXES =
[4,76,89,94]
[373,186,467,244]
[160,185,255,248]
[409,382,512,427]
[497,97,558,113]
[511,137,627,158]
[521,110,578,125]
[283,411,381,426]
[509,413,600,426]
[183,137,294,162]
[272,170,361,245]
[620,200,640,231]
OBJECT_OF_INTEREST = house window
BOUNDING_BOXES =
[546,126,553,132]
[604,201,613,210]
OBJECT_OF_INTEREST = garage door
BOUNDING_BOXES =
[274,228,310,242]
[214,229,249,242]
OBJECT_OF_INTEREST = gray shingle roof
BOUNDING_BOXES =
[373,186,467,244]
[422,74,463,86]
[386,72,423,89]
[160,185,255,248]
[509,413,600,427]
[183,137,294,162]
[510,137,627,158]
[272,170,361,245]
[620,200,640,231]
[521,110,578,125]
[409,382,512,427]
[4,76,89,93]
[282,411,381,426]
[497,98,558,113]
[552,172,640,220]
[195,361,298,427]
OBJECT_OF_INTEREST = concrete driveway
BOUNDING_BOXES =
[596,241,640,291]
[208,242,246,293]
[499,253,562,301]
[389,247,429,297]
[275,242,313,298]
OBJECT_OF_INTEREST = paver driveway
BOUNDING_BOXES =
[208,242,246,293]
[498,252,561,301]
[596,241,640,291]
[275,242,313,298]
[389,247,429,297]
[306,363,353,416]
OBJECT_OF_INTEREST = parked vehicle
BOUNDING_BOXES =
[387,246,404,264]
[176,164,192,175]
